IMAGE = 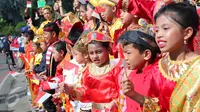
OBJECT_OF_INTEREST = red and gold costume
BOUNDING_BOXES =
[72,32,123,111]
[142,54,200,112]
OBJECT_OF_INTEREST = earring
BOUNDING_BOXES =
[184,40,187,45]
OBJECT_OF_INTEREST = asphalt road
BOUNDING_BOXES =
[0,53,32,112]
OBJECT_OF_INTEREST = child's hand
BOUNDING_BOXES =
[121,79,136,97]
[40,75,48,81]
[121,71,136,98]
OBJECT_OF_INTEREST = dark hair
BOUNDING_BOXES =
[87,2,95,10]
[123,41,159,63]
[53,41,67,56]
[79,1,87,10]
[86,2,100,30]
[44,22,60,36]
[24,30,34,41]
[154,2,199,43]
[88,40,110,49]
[68,24,84,46]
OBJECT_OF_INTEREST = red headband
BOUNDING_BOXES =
[44,27,53,32]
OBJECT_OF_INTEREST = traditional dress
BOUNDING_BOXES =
[124,61,158,112]
[76,59,123,112]
[144,54,200,112]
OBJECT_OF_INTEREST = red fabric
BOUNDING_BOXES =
[147,62,176,112]
[125,61,158,112]
[77,60,123,103]
[118,0,155,23]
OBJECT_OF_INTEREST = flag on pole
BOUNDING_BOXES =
[41,81,58,91]
[34,90,51,103]
[26,0,32,8]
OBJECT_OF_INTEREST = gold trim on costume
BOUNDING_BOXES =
[158,55,200,82]
[89,63,114,76]
[143,97,160,112]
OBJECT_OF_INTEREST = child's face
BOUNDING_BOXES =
[86,5,93,20]
[44,31,53,44]
[23,38,29,45]
[120,10,134,28]
[155,15,185,53]
[32,43,38,53]
[40,42,47,51]
[54,2,59,11]
[73,49,85,64]
[123,44,145,70]
[88,43,109,67]
[52,47,63,62]
[100,5,114,23]
[80,5,87,21]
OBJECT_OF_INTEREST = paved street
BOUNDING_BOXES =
[0,53,32,112]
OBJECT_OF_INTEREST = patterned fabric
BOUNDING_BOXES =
[87,31,112,44]
[170,56,200,112]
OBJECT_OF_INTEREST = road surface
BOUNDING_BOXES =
[0,53,32,112]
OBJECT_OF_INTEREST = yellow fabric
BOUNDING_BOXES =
[34,53,43,66]
[30,20,51,35]
[108,18,123,40]
[98,0,116,6]
[170,56,200,112]
[89,0,100,7]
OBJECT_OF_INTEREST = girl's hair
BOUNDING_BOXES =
[43,5,53,13]
[154,2,199,43]
[24,30,34,41]
[86,2,100,30]
[88,40,110,49]
[79,1,87,10]
[53,41,67,56]
[87,2,95,10]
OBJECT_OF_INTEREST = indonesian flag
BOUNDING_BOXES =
[26,73,40,85]
[63,61,80,85]
[26,0,32,8]
[41,81,58,91]
[34,90,51,104]
[9,71,20,77]
[51,75,64,83]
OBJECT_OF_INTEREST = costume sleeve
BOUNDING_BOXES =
[128,0,155,22]
[30,21,49,35]
[33,53,46,74]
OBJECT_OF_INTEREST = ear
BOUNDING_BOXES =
[52,31,57,38]
[112,6,117,13]
[83,53,89,59]
[60,50,65,57]
[143,49,152,61]
[183,27,193,40]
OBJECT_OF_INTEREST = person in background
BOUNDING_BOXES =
[54,0,65,19]
[28,5,53,35]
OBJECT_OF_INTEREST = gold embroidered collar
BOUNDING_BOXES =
[159,55,200,82]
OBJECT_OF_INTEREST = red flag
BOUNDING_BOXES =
[41,81,58,91]
[51,75,64,83]
[34,90,51,104]
[9,71,20,77]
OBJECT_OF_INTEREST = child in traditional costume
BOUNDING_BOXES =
[84,0,100,30]
[65,31,123,111]
[41,22,60,112]
[98,0,123,39]
[122,3,200,112]
[120,30,160,112]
